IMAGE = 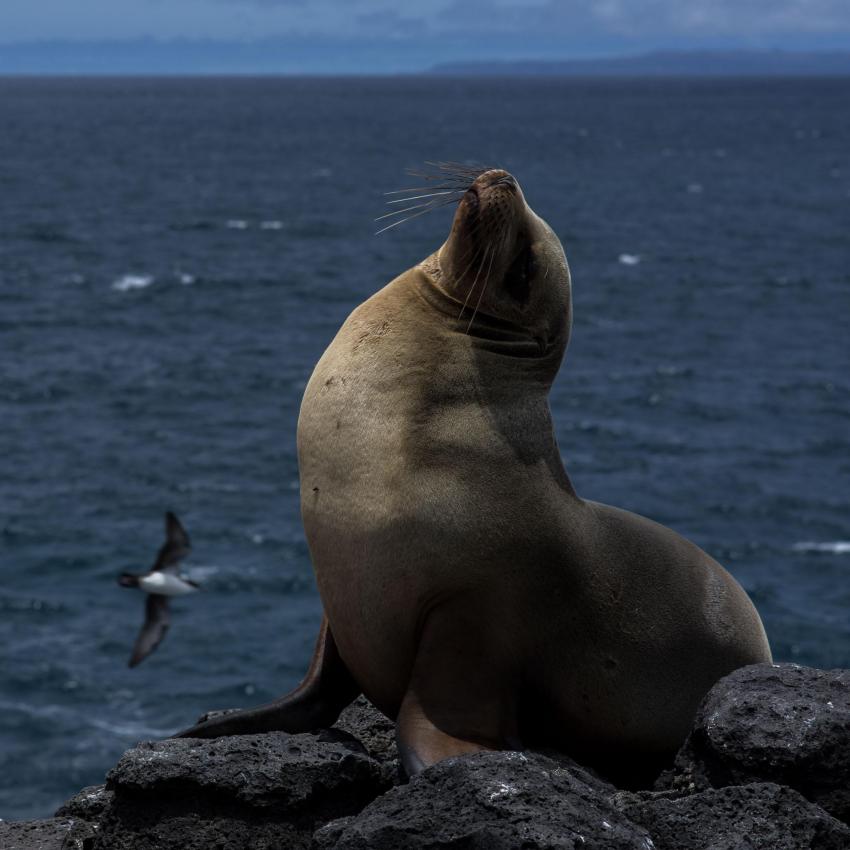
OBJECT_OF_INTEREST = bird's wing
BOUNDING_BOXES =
[128,595,170,668]
[151,511,191,573]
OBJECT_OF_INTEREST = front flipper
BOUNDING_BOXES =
[395,598,521,776]
[175,615,359,738]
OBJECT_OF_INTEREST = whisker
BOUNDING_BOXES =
[449,218,490,266]
[377,161,493,236]
[452,246,486,318]
[375,199,446,222]
[375,196,462,223]
[459,245,490,321]
[384,185,466,195]
[386,190,461,205]
[375,201,459,235]
[466,247,497,334]
[425,160,492,177]
[406,171,475,183]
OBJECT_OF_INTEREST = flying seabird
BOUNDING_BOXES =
[118,511,199,667]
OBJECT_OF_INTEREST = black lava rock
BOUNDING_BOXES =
[8,668,850,849]
[0,816,95,850]
[314,750,655,849]
[94,729,390,850]
[615,782,850,849]
[658,664,850,823]
[334,695,400,785]
[54,784,114,822]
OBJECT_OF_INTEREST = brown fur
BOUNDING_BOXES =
[179,170,771,784]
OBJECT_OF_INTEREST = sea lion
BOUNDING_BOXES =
[178,166,772,782]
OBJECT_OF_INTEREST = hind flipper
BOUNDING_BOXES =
[175,615,359,738]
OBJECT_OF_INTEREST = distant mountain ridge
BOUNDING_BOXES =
[1,43,849,76]
[431,49,850,77]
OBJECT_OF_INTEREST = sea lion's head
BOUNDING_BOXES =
[436,169,572,358]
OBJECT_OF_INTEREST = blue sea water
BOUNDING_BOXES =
[0,76,848,820]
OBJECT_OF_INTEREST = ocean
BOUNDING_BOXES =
[0,76,848,820]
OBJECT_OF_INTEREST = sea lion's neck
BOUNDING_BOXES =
[400,261,576,498]
[413,256,565,389]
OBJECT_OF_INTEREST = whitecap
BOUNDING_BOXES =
[260,220,283,230]
[618,254,640,266]
[687,182,704,194]
[184,565,220,581]
[0,698,168,738]
[655,364,690,377]
[88,716,172,738]
[225,219,249,230]
[792,541,850,554]
[177,272,196,285]
[112,274,153,292]
[176,480,241,493]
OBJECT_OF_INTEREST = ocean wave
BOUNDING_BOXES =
[175,480,243,494]
[792,541,850,554]
[655,364,693,378]
[112,274,153,292]
[0,698,169,739]
[260,221,284,230]
[0,594,64,614]
[225,219,249,230]
[184,564,221,581]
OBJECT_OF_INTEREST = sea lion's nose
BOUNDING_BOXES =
[476,169,518,192]
[494,173,518,192]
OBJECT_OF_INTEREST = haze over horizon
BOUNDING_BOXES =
[2,0,850,73]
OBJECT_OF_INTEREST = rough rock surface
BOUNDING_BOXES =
[615,782,850,850]
[334,695,400,785]
[94,728,390,850]
[314,750,655,850]
[55,784,114,822]
[0,816,95,849]
[658,664,850,823]
[4,664,848,849]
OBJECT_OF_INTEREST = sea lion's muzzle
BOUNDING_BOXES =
[467,173,522,222]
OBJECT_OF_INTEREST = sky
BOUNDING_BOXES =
[2,0,850,73]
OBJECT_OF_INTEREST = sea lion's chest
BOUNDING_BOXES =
[297,281,552,529]
[298,302,478,509]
